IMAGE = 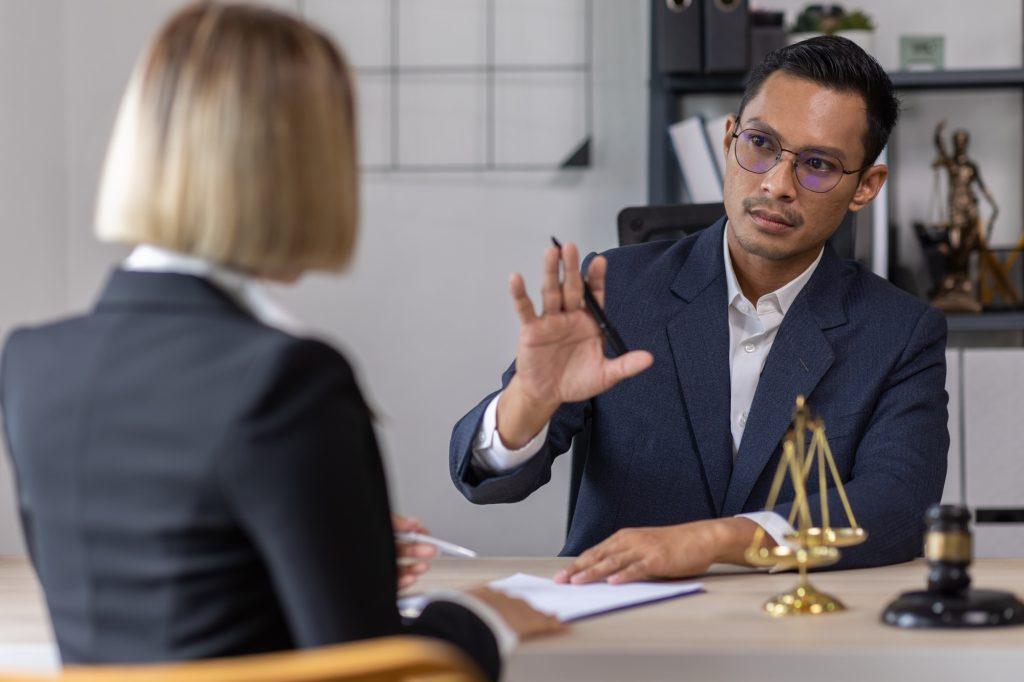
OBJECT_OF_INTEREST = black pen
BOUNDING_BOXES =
[551,236,629,357]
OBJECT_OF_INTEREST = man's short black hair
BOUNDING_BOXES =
[736,35,899,168]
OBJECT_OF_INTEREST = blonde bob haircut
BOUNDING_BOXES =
[95,1,359,274]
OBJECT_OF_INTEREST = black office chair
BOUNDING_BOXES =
[565,203,856,535]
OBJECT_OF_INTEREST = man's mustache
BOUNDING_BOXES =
[741,198,803,228]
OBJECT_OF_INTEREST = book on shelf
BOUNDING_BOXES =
[704,114,731,180]
[668,115,723,203]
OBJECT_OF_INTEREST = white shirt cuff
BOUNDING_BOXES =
[400,590,518,658]
[735,511,796,549]
[470,392,549,473]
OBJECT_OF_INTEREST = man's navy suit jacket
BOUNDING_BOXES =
[450,218,949,568]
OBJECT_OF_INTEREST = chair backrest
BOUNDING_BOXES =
[0,636,483,682]
[617,202,726,246]
[616,202,858,258]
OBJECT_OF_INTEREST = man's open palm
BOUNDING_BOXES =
[507,243,653,409]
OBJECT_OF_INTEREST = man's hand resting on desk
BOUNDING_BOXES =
[498,242,653,450]
[393,514,437,590]
[553,517,768,585]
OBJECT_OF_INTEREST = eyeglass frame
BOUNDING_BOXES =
[729,124,872,193]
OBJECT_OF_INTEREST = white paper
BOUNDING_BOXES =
[488,573,703,622]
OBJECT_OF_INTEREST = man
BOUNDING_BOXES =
[450,37,948,584]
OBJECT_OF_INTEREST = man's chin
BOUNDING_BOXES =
[734,226,798,262]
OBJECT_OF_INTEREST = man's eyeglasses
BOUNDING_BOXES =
[730,126,869,193]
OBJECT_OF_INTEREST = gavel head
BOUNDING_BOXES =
[924,504,972,596]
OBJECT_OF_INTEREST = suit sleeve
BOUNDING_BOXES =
[774,306,949,569]
[216,338,500,680]
[449,361,590,505]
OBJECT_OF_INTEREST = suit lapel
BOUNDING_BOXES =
[722,246,847,517]
[667,220,733,515]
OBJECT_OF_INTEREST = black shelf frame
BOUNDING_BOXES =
[656,68,1024,96]
[946,311,1024,333]
[647,2,1024,333]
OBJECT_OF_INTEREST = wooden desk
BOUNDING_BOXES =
[417,558,1024,682]
[0,557,57,672]
[2,556,1023,681]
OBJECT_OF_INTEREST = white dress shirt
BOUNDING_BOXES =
[471,223,824,548]
[123,244,518,656]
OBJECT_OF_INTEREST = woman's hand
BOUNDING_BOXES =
[466,587,567,640]
[393,514,437,590]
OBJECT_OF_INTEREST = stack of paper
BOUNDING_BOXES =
[488,573,703,622]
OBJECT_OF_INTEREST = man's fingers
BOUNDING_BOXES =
[553,558,587,584]
[584,255,607,307]
[601,350,654,390]
[541,246,564,314]
[561,242,584,311]
[570,552,633,584]
[553,542,611,583]
[607,559,651,585]
[508,273,538,324]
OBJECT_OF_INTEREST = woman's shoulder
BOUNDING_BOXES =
[233,328,365,411]
[244,327,354,379]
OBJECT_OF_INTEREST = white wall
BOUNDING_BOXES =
[0,0,68,553]
[0,0,650,555]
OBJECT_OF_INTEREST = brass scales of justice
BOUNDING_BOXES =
[744,396,867,616]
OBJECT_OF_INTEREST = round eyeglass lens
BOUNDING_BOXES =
[793,151,843,192]
[735,130,779,173]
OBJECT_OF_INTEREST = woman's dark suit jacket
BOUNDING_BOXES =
[0,269,499,679]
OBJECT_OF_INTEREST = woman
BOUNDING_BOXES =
[0,3,558,679]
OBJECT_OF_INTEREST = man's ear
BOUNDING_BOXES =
[848,164,888,212]
[723,115,737,161]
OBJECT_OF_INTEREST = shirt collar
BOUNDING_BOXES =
[122,245,307,336]
[722,221,823,315]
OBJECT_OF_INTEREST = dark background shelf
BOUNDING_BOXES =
[890,68,1024,90]
[656,68,1024,95]
[946,311,1024,333]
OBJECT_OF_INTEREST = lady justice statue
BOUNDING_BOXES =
[930,120,999,312]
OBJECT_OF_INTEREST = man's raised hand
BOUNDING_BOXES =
[496,242,653,450]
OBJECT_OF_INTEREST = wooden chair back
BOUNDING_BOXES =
[0,636,484,682]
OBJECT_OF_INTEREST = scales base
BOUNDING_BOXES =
[765,583,846,617]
